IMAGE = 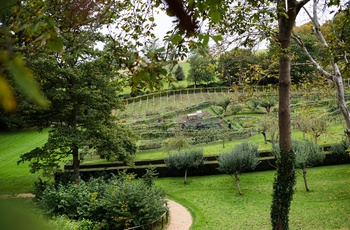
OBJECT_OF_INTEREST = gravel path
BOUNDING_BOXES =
[167,199,192,230]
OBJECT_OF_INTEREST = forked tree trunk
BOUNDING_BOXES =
[302,167,310,192]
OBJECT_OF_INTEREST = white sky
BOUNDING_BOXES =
[153,2,338,41]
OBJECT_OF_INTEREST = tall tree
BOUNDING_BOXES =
[270,2,312,229]
[188,52,216,87]
[217,48,255,86]
[18,53,137,184]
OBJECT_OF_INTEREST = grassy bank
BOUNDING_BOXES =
[156,164,350,230]
[0,129,48,194]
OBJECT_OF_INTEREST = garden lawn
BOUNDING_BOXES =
[0,129,48,195]
[155,164,350,230]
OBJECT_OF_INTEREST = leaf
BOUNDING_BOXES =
[0,77,16,111]
[210,10,221,23]
[211,35,223,43]
[48,35,63,52]
[6,56,49,107]
[203,34,210,46]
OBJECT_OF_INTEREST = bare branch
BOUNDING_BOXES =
[291,32,333,79]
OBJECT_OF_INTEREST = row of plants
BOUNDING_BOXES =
[162,139,348,196]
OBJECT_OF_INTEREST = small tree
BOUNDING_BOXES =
[258,114,277,144]
[293,140,325,192]
[217,141,260,195]
[308,115,328,144]
[174,65,185,81]
[259,95,276,113]
[164,148,204,184]
[165,134,191,152]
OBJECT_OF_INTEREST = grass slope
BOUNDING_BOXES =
[156,164,350,230]
[0,129,48,194]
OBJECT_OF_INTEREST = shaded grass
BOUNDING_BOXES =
[0,129,48,194]
[155,164,350,230]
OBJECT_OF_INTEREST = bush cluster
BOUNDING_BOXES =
[38,174,167,229]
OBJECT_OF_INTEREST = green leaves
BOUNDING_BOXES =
[5,55,49,107]
[210,10,221,23]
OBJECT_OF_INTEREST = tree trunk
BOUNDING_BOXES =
[262,132,267,144]
[72,144,80,185]
[271,1,308,229]
[302,167,310,192]
[234,173,242,196]
[184,168,188,184]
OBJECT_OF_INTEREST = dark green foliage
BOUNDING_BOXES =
[330,139,350,162]
[17,54,137,183]
[38,174,167,229]
[174,65,185,81]
[188,53,216,87]
[142,166,159,187]
[271,151,296,230]
[217,141,260,195]
[164,148,204,183]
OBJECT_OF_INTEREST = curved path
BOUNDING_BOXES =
[167,199,192,230]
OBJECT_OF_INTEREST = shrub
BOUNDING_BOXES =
[229,104,243,115]
[38,174,167,229]
[217,141,260,195]
[330,139,350,162]
[164,148,204,184]
[293,140,325,192]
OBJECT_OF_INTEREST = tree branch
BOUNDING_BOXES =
[297,0,311,14]
[291,32,333,79]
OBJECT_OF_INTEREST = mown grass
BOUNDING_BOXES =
[0,129,48,194]
[155,164,350,230]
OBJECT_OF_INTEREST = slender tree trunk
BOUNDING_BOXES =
[234,173,242,196]
[262,132,267,144]
[72,144,80,185]
[302,167,310,192]
[184,168,188,184]
[71,107,80,185]
[271,1,309,229]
